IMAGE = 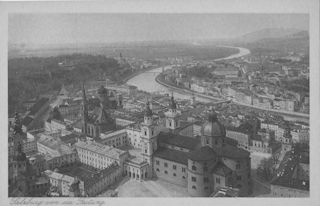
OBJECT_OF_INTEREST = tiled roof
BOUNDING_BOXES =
[157,132,201,150]
[21,116,34,127]
[88,107,114,125]
[215,145,250,159]
[153,147,188,165]
[212,161,233,176]
[188,146,218,161]
[75,141,127,160]
[85,164,120,189]
[28,98,49,116]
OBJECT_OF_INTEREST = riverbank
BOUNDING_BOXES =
[123,65,167,84]
[124,44,308,122]
[155,74,221,102]
[156,74,309,121]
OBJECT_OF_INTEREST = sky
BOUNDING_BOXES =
[8,13,309,45]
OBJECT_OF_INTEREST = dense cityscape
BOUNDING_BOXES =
[8,14,310,198]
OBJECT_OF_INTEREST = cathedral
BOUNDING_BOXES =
[124,94,253,197]
[81,84,118,140]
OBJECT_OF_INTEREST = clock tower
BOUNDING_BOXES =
[140,101,158,177]
[165,93,181,130]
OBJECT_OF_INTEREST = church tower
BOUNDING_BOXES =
[165,93,181,130]
[190,93,196,107]
[81,83,88,136]
[97,85,111,108]
[140,101,158,178]
[200,109,226,149]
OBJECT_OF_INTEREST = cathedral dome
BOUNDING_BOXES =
[201,109,226,137]
[144,101,153,117]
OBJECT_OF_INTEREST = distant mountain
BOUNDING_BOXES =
[283,30,309,39]
[233,28,303,43]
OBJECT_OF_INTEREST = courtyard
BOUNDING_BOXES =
[107,176,190,197]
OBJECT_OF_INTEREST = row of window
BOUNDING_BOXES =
[78,149,116,161]
[191,165,208,172]
[155,161,186,172]
[191,176,211,183]
[192,186,209,190]
[156,168,186,179]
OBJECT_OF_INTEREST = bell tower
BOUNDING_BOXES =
[165,93,181,130]
[140,101,158,177]
[81,82,88,136]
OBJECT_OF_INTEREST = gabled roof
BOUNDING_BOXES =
[188,146,218,161]
[10,188,25,197]
[157,132,201,150]
[28,98,49,116]
[21,116,34,127]
[212,162,233,176]
[153,147,189,165]
[215,145,250,159]
[58,85,69,95]
[88,107,114,125]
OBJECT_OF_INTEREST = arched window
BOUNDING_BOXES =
[192,186,196,190]
[144,130,147,136]
[192,165,197,171]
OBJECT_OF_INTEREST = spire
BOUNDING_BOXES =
[169,92,177,109]
[144,101,153,117]
[208,108,218,122]
[17,141,22,152]
[82,82,88,135]
[254,118,261,134]
[13,110,22,134]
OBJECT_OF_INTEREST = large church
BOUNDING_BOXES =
[81,84,119,140]
[123,95,253,197]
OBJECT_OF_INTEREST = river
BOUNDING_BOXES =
[126,45,308,123]
[127,45,250,103]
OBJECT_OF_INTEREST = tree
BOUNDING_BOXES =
[256,153,280,181]
[52,107,62,120]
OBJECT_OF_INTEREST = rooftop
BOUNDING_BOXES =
[215,145,250,159]
[153,147,189,165]
[28,97,49,116]
[188,146,218,162]
[75,141,128,160]
[100,129,127,140]
[157,132,201,150]
[21,116,34,127]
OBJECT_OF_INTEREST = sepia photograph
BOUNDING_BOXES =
[1,0,319,205]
